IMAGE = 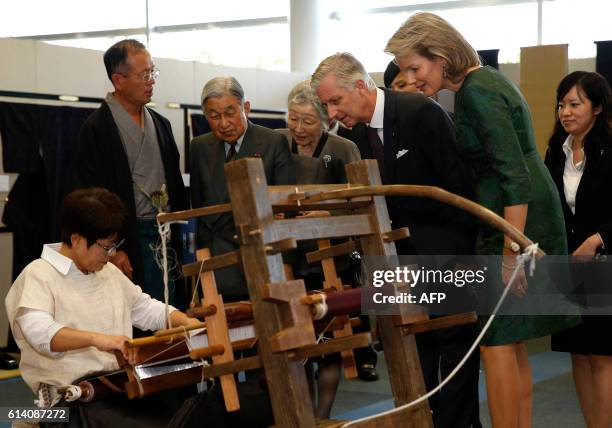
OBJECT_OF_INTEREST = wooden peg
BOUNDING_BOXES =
[306,240,360,264]
[186,304,217,319]
[381,227,411,243]
[265,237,297,254]
[188,344,226,360]
[287,191,307,202]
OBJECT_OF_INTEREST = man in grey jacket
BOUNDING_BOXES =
[190,76,294,301]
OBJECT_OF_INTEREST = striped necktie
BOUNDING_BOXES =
[226,143,237,163]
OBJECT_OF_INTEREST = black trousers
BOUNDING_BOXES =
[42,387,192,428]
[416,323,481,428]
[168,375,274,428]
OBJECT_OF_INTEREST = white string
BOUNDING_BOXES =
[199,359,211,392]
[155,219,187,329]
[341,243,540,427]
[181,325,211,391]
[302,316,336,366]
[151,240,182,281]
[137,337,187,366]
[63,385,82,402]
[312,294,328,320]
[189,248,209,307]
[316,317,336,344]
[158,221,172,328]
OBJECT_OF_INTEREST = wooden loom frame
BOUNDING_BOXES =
[143,158,541,428]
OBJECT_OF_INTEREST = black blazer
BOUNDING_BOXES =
[189,122,294,299]
[73,101,188,287]
[545,138,612,253]
[336,124,355,142]
[351,90,476,255]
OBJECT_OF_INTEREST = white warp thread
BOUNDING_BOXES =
[155,219,188,328]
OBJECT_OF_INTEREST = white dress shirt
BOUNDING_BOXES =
[562,135,585,215]
[369,87,385,144]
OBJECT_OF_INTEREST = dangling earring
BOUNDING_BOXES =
[442,65,448,80]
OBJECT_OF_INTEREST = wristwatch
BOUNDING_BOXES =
[504,241,520,253]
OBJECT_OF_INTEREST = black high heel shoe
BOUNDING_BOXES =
[0,351,18,370]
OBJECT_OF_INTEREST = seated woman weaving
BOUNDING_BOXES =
[5,187,201,427]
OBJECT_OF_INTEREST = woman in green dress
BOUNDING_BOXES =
[386,12,579,428]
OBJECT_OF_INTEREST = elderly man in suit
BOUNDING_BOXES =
[74,39,188,307]
[312,53,481,428]
[190,76,294,301]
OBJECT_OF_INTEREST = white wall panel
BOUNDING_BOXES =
[0,38,37,92]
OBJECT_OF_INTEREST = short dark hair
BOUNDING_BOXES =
[103,39,146,81]
[383,60,400,88]
[60,188,127,247]
[548,71,612,158]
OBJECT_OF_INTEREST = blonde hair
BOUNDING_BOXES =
[385,12,480,82]
[311,52,375,92]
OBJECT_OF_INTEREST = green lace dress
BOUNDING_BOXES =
[454,66,580,345]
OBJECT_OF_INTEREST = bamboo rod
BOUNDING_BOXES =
[302,184,545,257]
[154,322,207,337]
[127,323,206,347]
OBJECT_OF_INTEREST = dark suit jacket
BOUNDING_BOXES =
[73,101,188,287]
[336,124,354,142]
[351,90,476,255]
[190,122,294,299]
[545,138,612,253]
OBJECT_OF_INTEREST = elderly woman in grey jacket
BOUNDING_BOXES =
[276,80,360,419]
[277,79,360,185]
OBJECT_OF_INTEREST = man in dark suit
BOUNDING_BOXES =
[312,52,474,255]
[328,119,354,141]
[73,39,188,307]
[190,76,294,301]
[312,53,481,428]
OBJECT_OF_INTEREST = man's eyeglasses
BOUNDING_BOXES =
[138,67,160,82]
[94,238,125,256]
[119,67,160,82]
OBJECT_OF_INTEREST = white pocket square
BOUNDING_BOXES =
[396,149,409,159]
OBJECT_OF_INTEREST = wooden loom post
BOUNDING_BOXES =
[224,158,316,428]
[196,248,240,411]
[346,160,434,428]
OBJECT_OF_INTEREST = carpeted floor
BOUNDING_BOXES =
[332,337,585,427]
[0,337,587,427]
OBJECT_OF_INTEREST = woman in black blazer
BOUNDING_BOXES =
[545,71,612,428]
